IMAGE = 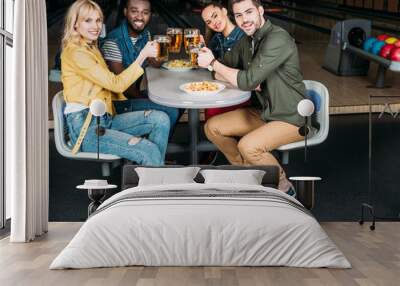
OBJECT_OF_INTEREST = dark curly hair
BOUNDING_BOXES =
[230,0,261,10]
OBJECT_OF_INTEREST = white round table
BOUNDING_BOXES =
[289,176,322,181]
[289,176,321,210]
[146,67,251,164]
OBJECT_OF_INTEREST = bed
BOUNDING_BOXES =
[50,165,350,269]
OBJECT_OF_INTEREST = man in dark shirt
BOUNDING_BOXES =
[198,0,307,195]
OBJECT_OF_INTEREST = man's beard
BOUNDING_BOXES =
[241,14,262,35]
[254,14,263,31]
[129,19,147,33]
[241,21,255,35]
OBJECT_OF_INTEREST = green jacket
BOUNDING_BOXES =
[222,20,306,127]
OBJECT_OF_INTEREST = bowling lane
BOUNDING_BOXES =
[262,1,400,36]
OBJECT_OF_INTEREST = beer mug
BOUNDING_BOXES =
[167,28,183,53]
[184,28,200,53]
[154,35,171,62]
[188,42,204,67]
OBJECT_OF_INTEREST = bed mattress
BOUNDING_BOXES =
[50,183,350,269]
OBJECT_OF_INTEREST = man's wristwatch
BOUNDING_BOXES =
[208,58,217,72]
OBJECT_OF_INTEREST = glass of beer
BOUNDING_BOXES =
[184,28,200,53]
[188,42,204,67]
[167,28,183,53]
[154,35,171,62]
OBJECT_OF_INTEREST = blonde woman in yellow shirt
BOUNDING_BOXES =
[61,0,170,165]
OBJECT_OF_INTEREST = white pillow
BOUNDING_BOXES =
[200,169,266,185]
[135,167,201,186]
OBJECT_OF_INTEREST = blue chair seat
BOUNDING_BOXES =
[277,80,330,164]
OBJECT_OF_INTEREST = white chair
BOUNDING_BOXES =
[52,91,121,176]
[277,80,330,164]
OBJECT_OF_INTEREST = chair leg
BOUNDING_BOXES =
[281,151,289,165]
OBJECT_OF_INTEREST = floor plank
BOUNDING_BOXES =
[1,222,399,286]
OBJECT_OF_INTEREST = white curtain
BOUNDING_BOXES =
[8,0,49,242]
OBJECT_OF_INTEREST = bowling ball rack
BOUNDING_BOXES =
[342,42,400,88]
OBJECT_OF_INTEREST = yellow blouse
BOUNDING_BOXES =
[61,41,144,115]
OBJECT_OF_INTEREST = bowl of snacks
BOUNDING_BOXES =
[179,81,225,96]
[162,59,193,72]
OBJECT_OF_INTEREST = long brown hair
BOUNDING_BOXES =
[203,1,234,45]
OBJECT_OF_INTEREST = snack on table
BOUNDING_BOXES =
[185,81,219,92]
[165,59,192,68]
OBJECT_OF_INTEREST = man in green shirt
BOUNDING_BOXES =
[198,0,307,195]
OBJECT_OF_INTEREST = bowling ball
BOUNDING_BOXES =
[371,40,386,55]
[348,27,366,48]
[390,47,400,62]
[377,34,389,41]
[379,44,395,58]
[394,40,400,48]
[385,37,398,44]
[363,37,377,52]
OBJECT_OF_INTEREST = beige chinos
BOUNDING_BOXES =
[204,107,304,191]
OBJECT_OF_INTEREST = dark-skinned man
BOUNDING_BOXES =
[102,0,180,134]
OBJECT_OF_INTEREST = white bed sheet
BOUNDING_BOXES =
[50,183,351,269]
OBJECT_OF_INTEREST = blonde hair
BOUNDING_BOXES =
[61,0,104,49]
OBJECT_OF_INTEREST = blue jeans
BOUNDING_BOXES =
[114,99,181,137]
[66,108,170,166]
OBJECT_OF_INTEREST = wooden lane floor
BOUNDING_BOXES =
[299,41,400,115]
[1,222,400,286]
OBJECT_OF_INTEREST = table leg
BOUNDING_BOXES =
[293,181,315,210]
[87,189,107,216]
[188,109,199,164]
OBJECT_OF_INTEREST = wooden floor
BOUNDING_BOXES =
[0,222,399,286]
